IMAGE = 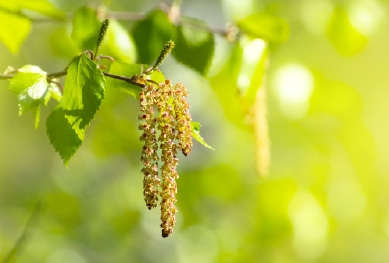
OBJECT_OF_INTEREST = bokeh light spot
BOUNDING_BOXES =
[288,191,329,261]
[274,64,314,119]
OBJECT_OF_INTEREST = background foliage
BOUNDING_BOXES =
[0,0,388,262]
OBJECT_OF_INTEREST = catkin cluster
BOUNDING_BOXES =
[138,79,192,238]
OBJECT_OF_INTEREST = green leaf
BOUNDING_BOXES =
[0,0,65,19]
[173,21,214,75]
[99,19,137,63]
[9,65,48,115]
[62,54,105,130]
[326,6,368,56]
[131,9,175,64]
[107,61,145,98]
[46,108,83,165]
[237,14,289,42]
[191,122,214,150]
[71,6,101,51]
[47,54,105,165]
[148,69,165,84]
[0,10,31,54]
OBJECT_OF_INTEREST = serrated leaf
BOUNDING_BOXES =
[46,107,83,165]
[9,65,48,115]
[237,14,289,42]
[62,54,105,130]
[107,61,145,98]
[47,54,105,165]
[71,6,101,51]
[0,10,31,54]
[191,122,214,150]
[173,21,214,75]
[131,9,175,64]
[99,19,137,63]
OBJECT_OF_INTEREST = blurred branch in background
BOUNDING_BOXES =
[2,203,41,263]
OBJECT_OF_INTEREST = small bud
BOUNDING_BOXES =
[96,19,109,54]
[153,40,175,70]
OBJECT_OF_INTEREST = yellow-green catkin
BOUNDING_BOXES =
[138,79,193,238]
[156,80,179,238]
[172,82,193,156]
[139,84,160,209]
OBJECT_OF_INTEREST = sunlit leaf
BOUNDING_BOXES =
[71,6,101,51]
[148,69,165,84]
[45,82,63,104]
[47,54,105,165]
[20,0,64,19]
[209,43,246,125]
[237,14,289,42]
[9,65,48,115]
[173,21,214,75]
[191,122,214,150]
[62,54,105,130]
[0,10,31,54]
[326,6,368,56]
[131,9,175,64]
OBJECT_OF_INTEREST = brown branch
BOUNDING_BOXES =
[102,72,146,87]
[22,6,233,38]
[0,71,146,88]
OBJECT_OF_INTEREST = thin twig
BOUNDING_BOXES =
[47,71,67,78]
[18,7,232,38]
[102,72,146,87]
[2,203,42,263]
[0,70,145,88]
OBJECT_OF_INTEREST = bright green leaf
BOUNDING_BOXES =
[173,21,214,75]
[46,107,83,165]
[131,9,175,64]
[9,65,48,115]
[326,6,368,56]
[62,54,105,130]
[99,19,137,63]
[107,61,145,98]
[237,14,289,42]
[47,54,105,165]
[191,122,214,150]
[0,0,65,19]
[0,10,31,54]
[148,69,165,84]
[71,6,101,51]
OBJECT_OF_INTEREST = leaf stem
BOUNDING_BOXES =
[0,71,146,88]
[103,72,146,87]
[2,203,42,263]
[47,71,67,78]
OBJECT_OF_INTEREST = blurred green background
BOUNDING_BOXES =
[1,0,389,262]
